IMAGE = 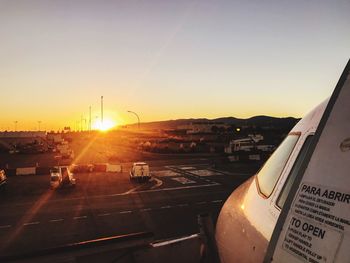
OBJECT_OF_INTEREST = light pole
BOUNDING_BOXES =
[127,110,140,129]
[89,106,92,131]
[38,121,41,131]
[101,96,104,127]
[14,121,18,131]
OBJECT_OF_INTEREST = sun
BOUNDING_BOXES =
[93,118,117,132]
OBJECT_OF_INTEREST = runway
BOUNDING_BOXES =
[0,159,254,259]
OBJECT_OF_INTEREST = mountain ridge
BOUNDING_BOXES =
[127,116,300,130]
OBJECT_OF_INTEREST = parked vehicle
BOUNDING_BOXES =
[50,166,76,189]
[0,170,7,188]
[130,162,151,182]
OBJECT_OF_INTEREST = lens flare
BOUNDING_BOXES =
[92,118,116,131]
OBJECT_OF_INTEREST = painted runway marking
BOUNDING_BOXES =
[132,183,220,194]
[0,177,222,206]
[23,221,40,226]
[49,218,64,223]
[189,170,222,177]
[160,205,171,209]
[211,200,223,203]
[151,177,163,189]
[0,225,11,229]
[119,210,132,214]
[124,184,146,194]
[74,216,87,220]
[178,166,197,170]
[108,182,220,196]
[152,170,181,177]
[177,203,189,207]
[196,201,206,205]
[209,168,251,176]
[141,208,152,212]
[97,213,111,217]
[171,177,196,185]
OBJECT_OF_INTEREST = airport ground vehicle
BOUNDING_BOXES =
[50,166,76,189]
[216,60,350,263]
[130,162,151,182]
[0,170,7,188]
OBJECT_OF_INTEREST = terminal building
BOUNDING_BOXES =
[0,131,46,138]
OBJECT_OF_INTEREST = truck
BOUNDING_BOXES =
[50,166,76,189]
[130,162,151,182]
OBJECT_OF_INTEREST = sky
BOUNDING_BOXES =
[0,0,349,131]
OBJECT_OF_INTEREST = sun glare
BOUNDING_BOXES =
[93,119,117,131]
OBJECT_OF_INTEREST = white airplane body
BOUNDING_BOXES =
[216,59,350,263]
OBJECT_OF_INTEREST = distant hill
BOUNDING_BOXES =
[127,116,300,130]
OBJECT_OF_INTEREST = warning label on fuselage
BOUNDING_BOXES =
[282,216,342,263]
[282,182,350,262]
[293,183,350,233]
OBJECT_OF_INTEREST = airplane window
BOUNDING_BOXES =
[277,135,314,208]
[256,134,299,197]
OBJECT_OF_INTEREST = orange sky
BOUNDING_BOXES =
[0,1,349,131]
